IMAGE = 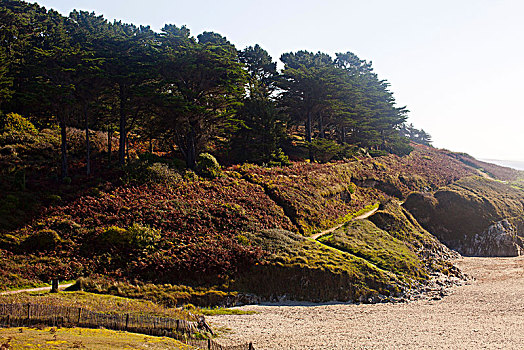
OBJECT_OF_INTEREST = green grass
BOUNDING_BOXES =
[319,220,425,280]
[198,307,257,316]
[0,291,195,321]
[0,327,194,349]
[330,202,380,228]
[233,228,401,302]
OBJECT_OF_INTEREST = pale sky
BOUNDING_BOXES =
[35,0,524,161]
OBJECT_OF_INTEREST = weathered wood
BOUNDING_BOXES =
[51,279,59,293]
[0,303,255,350]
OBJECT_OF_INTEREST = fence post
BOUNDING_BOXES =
[77,308,82,325]
[51,279,59,293]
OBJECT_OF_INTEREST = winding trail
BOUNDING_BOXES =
[208,257,524,349]
[0,283,74,296]
[309,206,379,241]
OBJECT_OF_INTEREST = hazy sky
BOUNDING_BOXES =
[35,0,524,161]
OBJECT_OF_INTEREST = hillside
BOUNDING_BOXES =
[4,126,523,305]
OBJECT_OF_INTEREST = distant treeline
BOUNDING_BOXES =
[0,0,431,177]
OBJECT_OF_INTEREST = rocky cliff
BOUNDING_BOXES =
[404,176,524,256]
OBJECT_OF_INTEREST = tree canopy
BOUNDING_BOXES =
[0,0,427,176]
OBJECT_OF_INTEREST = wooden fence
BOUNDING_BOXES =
[0,303,254,350]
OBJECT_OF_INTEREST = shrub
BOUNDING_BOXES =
[145,163,182,186]
[23,229,62,251]
[368,149,388,157]
[99,224,161,251]
[0,113,37,134]
[267,148,291,167]
[387,140,414,156]
[124,159,182,186]
[309,139,356,163]
[126,223,161,251]
[138,152,166,164]
[99,226,129,249]
[196,153,222,179]
[333,144,361,160]
[183,169,199,181]
[13,169,26,190]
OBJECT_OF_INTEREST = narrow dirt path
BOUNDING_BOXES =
[208,257,524,349]
[309,206,379,241]
[0,283,74,296]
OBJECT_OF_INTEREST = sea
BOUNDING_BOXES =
[480,159,524,171]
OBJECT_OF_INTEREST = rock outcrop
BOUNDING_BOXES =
[404,176,524,257]
[463,220,523,257]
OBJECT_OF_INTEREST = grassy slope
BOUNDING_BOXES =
[0,327,194,349]
[234,228,401,302]
[1,129,512,304]
[319,220,424,280]
[0,291,195,320]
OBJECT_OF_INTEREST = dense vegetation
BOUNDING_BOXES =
[4,0,523,309]
[0,131,485,304]
[0,0,433,180]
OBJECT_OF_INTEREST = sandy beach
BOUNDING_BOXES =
[209,257,524,349]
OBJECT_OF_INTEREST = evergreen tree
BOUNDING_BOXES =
[158,27,246,168]
[278,51,343,145]
[228,45,285,164]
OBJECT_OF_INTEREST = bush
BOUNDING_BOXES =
[99,224,161,251]
[0,113,37,134]
[368,149,389,157]
[267,148,291,167]
[145,163,182,186]
[126,223,161,251]
[309,139,344,163]
[196,153,222,179]
[138,152,166,164]
[23,229,62,251]
[386,138,414,156]
[124,159,182,186]
[98,226,129,249]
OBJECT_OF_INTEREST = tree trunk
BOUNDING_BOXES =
[149,137,153,154]
[342,126,346,144]
[306,111,314,161]
[186,127,197,169]
[119,115,126,165]
[318,112,324,139]
[84,104,91,176]
[118,85,126,166]
[107,128,112,163]
[306,110,312,143]
[59,118,68,180]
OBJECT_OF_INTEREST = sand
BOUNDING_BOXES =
[208,257,524,349]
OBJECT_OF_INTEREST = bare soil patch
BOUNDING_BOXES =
[209,257,524,349]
